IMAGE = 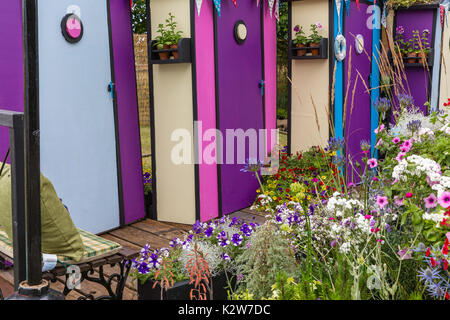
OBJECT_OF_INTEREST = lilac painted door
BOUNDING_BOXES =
[344,1,373,182]
[0,2,23,163]
[216,1,264,215]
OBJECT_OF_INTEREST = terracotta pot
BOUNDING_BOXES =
[158,44,170,60]
[418,51,427,64]
[296,43,307,57]
[170,44,179,59]
[310,42,320,56]
[406,51,417,64]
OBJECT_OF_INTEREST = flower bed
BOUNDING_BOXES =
[132,97,449,300]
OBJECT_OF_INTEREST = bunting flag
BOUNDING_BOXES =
[274,0,280,21]
[257,0,261,7]
[268,0,275,18]
[130,0,133,9]
[232,0,237,7]
[345,0,350,16]
[213,0,221,17]
[356,0,360,10]
[196,0,203,15]
[441,4,445,28]
[381,2,387,28]
[336,0,342,33]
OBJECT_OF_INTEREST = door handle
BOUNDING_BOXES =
[258,80,264,96]
[107,82,115,100]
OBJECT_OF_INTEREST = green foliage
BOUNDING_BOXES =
[131,0,147,34]
[153,12,183,49]
[386,0,438,9]
[235,223,298,299]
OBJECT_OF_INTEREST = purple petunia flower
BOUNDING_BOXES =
[240,223,253,237]
[204,226,214,238]
[217,231,230,247]
[376,195,389,209]
[231,233,243,246]
[424,193,438,209]
[138,261,150,275]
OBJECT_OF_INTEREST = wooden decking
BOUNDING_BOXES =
[0,208,266,300]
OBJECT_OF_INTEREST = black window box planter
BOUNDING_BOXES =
[290,38,328,60]
[150,38,191,65]
[137,271,236,300]
[388,48,434,68]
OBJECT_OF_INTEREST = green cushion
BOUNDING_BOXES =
[0,162,85,262]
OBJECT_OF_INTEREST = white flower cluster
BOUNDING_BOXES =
[392,155,441,184]
[326,192,363,217]
[431,175,450,198]
[422,211,446,228]
[390,109,441,137]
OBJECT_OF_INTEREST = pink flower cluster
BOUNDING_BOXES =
[394,138,414,162]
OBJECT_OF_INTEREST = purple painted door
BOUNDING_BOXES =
[344,1,373,182]
[216,2,264,215]
[0,2,23,163]
[395,9,435,115]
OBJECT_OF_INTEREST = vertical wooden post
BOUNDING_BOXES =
[22,0,42,286]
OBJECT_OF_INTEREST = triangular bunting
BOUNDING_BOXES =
[232,0,237,7]
[345,0,350,16]
[257,0,261,7]
[356,0,360,10]
[268,0,275,18]
[213,0,221,17]
[274,0,280,21]
[196,0,202,16]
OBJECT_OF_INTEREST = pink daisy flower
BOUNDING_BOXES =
[376,195,389,209]
[424,193,438,209]
[394,152,406,162]
[438,191,450,209]
[367,158,378,169]
[392,137,400,144]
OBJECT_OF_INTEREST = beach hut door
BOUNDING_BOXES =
[38,0,121,233]
[216,1,264,215]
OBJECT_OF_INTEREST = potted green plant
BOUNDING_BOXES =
[309,22,323,56]
[405,37,417,64]
[418,29,430,64]
[293,25,309,57]
[394,25,406,59]
[165,12,183,59]
[153,23,171,60]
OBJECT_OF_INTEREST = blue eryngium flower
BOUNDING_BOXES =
[418,267,440,285]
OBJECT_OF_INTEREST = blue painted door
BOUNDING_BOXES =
[38,0,120,233]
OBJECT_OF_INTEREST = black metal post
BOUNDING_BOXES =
[0,111,27,290]
[22,0,42,287]
[9,114,26,290]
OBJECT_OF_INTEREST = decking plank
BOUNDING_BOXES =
[109,226,170,249]
[132,220,188,241]
[0,272,14,297]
